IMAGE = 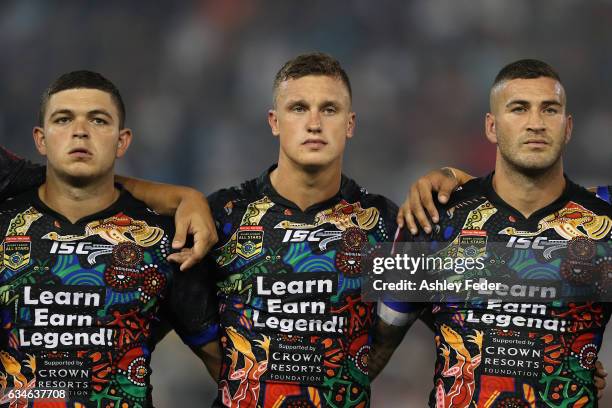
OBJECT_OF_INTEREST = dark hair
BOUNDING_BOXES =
[493,59,562,87]
[273,52,352,102]
[39,70,126,128]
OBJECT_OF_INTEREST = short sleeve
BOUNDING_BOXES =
[162,257,219,347]
[0,147,45,200]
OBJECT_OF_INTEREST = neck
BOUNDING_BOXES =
[39,171,119,223]
[270,158,342,211]
[492,157,565,218]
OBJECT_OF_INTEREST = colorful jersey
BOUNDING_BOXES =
[0,147,44,202]
[385,174,612,408]
[207,166,397,408]
[0,188,218,407]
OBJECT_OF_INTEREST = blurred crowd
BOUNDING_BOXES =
[0,0,610,406]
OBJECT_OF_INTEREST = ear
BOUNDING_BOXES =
[268,109,280,137]
[116,128,133,158]
[346,112,356,140]
[564,114,573,144]
[33,127,47,156]
[485,113,497,144]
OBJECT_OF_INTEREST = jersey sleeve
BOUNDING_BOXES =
[377,225,427,326]
[0,146,44,200]
[162,257,219,347]
[595,185,612,204]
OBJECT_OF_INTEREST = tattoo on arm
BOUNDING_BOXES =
[369,311,421,381]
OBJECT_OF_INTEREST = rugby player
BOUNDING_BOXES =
[397,167,610,398]
[205,52,398,407]
[0,71,220,406]
[373,59,612,406]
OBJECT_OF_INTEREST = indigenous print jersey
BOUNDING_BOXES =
[0,147,44,202]
[0,188,218,407]
[387,175,612,408]
[208,166,397,408]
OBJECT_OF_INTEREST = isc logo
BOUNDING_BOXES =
[282,229,326,242]
[50,241,95,255]
[506,236,548,249]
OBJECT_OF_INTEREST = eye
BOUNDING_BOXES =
[91,117,108,125]
[292,105,306,113]
[543,107,558,114]
[54,117,71,124]
[511,106,527,113]
[322,106,337,115]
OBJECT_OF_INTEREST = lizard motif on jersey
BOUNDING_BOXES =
[219,327,270,408]
[499,202,612,240]
[41,212,164,247]
[0,351,36,407]
[275,200,380,231]
[217,197,275,267]
[435,325,482,408]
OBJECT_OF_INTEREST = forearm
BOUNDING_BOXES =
[116,175,202,216]
[443,167,475,185]
[369,314,418,381]
[194,341,222,382]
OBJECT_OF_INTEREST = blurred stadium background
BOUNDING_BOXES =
[0,0,610,406]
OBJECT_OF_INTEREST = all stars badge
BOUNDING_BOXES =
[235,226,264,260]
[3,236,32,271]
[458,229,487,258]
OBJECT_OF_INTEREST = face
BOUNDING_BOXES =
[33,88,132,184]
[485,77,572,173]
[268,75,355,171]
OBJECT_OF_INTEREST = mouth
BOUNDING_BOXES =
[302,139,328,148]
[523,139,549,148]
[68,148,92,158]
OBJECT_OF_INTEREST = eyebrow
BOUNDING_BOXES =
[49,108,113,118]
[285,99,342,108]
[506,99,562,107]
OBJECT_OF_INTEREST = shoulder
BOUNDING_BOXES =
[0,188,39,214]
[207,176,263,217]
[116,188,175,232]
[341,175,399,218]
[567,180,612,216]
[594,185,612,206]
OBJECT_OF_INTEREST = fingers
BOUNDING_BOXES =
[167,248,194,271]
[172,216,189,249]
[596,360,608,377]
[595,360,607,399]
[409,181,432,234]
[170,192,219,271]
[416,179,440,224]
[437,168,460,204]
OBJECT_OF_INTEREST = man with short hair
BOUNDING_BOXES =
[373,59,612,406]
[206,52,398,407]
[0,71,219,407]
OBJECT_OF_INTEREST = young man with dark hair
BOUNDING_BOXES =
[0,71,220,407]
[2,72,218,270]
[207,52,398,407]
[373,59,611,406]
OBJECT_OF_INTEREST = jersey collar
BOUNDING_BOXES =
[481,172,579,222]
[255,164,363,213]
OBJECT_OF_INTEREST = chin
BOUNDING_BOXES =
[296,157,336,173]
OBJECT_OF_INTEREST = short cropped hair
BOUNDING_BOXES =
[493,59,562,87]
[39,70,126,128]
[273,52,352,104]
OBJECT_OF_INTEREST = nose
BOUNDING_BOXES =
[526,110,546,133]
[307,111,321,134]
[72,117,89,138]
